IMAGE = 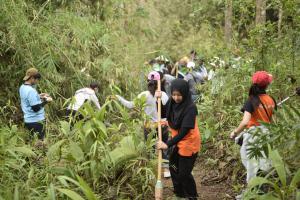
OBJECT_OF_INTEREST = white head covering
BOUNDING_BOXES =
[187,61,195,69]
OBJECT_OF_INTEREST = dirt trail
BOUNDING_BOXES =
[163,155,237,200]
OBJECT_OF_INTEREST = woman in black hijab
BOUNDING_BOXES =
[157,79,201,200]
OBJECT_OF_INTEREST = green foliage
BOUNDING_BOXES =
[0,97,156,199]
[0,125,41,199]
[244,146,300,200]
[0,0,299,199]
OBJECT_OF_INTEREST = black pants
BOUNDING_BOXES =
[169,148,198,199]
[144,126,169,160]
[66,109,84,126]
[25,122,45,140]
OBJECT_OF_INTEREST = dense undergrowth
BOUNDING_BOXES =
[0,0,300,199]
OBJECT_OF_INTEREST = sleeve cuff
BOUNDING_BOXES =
[166,140,173,148]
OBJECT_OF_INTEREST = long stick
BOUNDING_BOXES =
[277,87,300,106]
[155,78,163,200]
[277,93,296,106]
[277,96,291,106]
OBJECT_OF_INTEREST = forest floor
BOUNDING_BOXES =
[163,143,242,200]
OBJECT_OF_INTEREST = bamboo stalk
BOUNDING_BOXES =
[155,78,163,200]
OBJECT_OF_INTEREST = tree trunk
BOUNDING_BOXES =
[224,0,232,48]
[278,1,283,37]
[255,0,266,70]
[255,0,266,25]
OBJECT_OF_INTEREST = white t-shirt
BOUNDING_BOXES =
[68,88,101,111]
[116,91,169,122]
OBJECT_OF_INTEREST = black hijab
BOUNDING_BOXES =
[166,79,198,130]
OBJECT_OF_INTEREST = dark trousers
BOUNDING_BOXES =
[66,109,84,126]
[169,148,198,199]
[25,122,45,140]
[144,126,169,160]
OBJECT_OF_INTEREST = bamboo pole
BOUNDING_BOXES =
[155,77,163,200]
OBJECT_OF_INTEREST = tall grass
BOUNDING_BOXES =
[0,0,299,199]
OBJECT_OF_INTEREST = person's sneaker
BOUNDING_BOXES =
[235,194,242,200]
[164,170,171,178]
[235,190,245,200]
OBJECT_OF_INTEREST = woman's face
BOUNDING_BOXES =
[172,90,183,104]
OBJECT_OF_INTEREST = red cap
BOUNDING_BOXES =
[252,71,273,87]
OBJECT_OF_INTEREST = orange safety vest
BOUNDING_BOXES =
[247,94,275,128]
[170,119,201,156]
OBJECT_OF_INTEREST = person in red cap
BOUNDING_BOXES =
[230,71,276,199]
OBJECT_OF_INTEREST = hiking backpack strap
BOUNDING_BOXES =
[259,97,272,121]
